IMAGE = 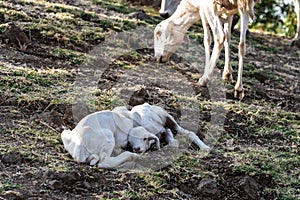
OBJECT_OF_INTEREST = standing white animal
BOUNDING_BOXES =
[154,0,260,99]
[159,0,300,46]
[61,109,160,169]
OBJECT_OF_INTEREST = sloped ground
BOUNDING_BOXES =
[0,0,299,199]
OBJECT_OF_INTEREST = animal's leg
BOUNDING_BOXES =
[291,0,300,46]
[87,154,100,166]
[198,12,212,86]
[222,17,233,82]
[234,11,249,100]
[97,151,139,169]
[199,17,225,86]
[176,126,210,151]
[165,128,179,147]
[87,142,114,166]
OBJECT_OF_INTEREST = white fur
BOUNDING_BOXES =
[154,0,259,99]
[61,104,210,168]
[61,109,159,169]
[130,103,210,151]
[159,0,300,45]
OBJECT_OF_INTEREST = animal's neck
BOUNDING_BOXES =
[115,131,129,148]
[169,0,200,33]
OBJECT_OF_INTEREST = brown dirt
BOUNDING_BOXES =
[0,0,299,199]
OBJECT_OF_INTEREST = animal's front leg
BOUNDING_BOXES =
[198,12,212,87]
[222,17,233,82]
[199,17,225,86]
[97,151,140,169]
[234,11,249,100]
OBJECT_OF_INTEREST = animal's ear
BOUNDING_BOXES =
[112,112,133,134]
[132,111,142,127]
[148,133,160,150]
[183,34,190,43]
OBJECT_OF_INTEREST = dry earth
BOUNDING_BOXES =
[0,0,299,199]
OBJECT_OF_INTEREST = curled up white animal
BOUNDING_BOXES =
[130,103,210,151]
[61,108,160,169]
[61,104,210,169]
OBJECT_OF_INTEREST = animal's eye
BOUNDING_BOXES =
[143,138,148,141]
[156,31,162,38]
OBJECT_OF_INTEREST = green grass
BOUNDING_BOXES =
[92,0,136,14]
[230,147,299,199]
[0,65,74,109]
[52,48,88,65]
[0,0,299,199]
[0,181,18,192]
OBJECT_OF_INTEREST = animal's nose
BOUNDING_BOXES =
[134,147,141,153]
[160,12,170,19]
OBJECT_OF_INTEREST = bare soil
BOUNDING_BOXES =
[0,0,299,199]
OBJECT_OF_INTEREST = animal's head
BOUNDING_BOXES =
[128,127,160,154]
[159,0,181,18]
[154,20,185,63]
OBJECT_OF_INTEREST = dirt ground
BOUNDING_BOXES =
[0,0,299,199]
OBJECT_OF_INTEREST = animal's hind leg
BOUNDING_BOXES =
[234,11,249,100]
[97,151,139,169]
[164,128,179,147]
[222,17,233,82]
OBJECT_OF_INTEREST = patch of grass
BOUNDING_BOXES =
[230,147,299,199]
[1,8,30,21]
[0,181,18,192]
[0,65,74,109]
[254,44,279,53]
[92,89,125,111]
[52,48,88,65]
[92,0,136,14]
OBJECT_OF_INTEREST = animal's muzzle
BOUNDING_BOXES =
[159,12,170,19]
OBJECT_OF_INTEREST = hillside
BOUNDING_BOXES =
[0,0,299,199]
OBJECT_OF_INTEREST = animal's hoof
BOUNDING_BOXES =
[169,140,179,148]
[290,39,300,48]
[234,89,245,100]
[201,144,211,151]
[198,77,209,87]
[222,72,233,82]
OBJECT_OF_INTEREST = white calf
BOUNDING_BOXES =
[61,108,160,169]
[130,103,210,151]
[154,0,260,99]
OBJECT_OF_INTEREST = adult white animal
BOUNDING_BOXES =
[129,103,210,151]
[61,108,160,169]
[159,0,300,45]
[154,0,260,99]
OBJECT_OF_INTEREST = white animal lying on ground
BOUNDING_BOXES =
[130,103,210,151]
[154,0,260,99]
[61,109,160,169]
[61,103,210,169]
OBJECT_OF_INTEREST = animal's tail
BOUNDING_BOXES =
[165,116,210,151]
